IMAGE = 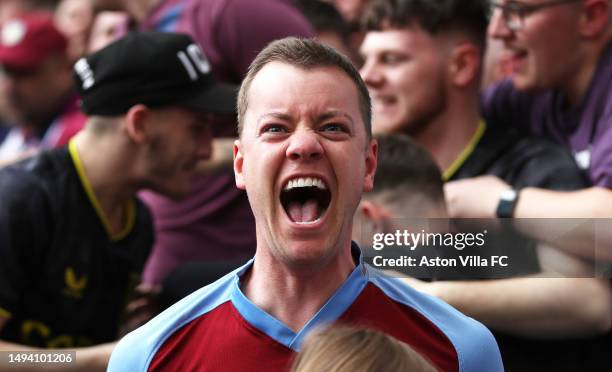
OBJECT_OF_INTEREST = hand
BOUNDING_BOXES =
[119,284,161,337]
[444,176,511,218]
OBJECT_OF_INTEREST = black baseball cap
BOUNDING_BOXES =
[73,31,237,116]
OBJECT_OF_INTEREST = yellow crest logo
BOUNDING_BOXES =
[63,267,87,298]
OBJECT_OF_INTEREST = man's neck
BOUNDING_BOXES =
[562,52,599,109]
[242,242,356,332]
[125,0,163,23]
[414,99,481,173]
[561,38,610,108]
[72,131,136,236]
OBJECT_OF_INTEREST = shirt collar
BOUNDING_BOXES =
[230,242,368,351]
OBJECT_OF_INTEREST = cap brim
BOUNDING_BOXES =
[181,82,238,115]
[0,51,43,71]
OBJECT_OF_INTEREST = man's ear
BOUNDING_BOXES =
[449,43,481,88]
[580,0,609,38]
[363,138,378,192]
[233,139,246,190]
[124,104,151,143]
[360,200,384,222]
[357,199,392,234]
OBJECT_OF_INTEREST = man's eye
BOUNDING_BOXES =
[381,54,406,64]
[322,123,348,133]
[262,125,287,134]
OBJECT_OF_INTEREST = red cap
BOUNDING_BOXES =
[0,13,67,70]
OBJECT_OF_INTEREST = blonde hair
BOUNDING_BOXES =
[291,325,438,372]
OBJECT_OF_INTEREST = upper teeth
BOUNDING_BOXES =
[284,177,327,191]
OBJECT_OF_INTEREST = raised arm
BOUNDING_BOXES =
[445,176,612,260]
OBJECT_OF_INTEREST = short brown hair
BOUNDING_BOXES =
[363,0,489,52]
[372,134,444,203]
[291,325,438,372]
[237,37,371,138]
[363,134,446,218]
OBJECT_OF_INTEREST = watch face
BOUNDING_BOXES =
[500,189,517,202]
[497,189,518,218]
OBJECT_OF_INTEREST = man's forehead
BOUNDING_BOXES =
[251,61,344,85]
[248,62,357,105]
[256,109,356,123]
[362,27,433,51]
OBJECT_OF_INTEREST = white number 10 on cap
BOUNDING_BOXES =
[177,43,211,81]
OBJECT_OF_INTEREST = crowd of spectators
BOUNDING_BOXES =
[0,0,610,371]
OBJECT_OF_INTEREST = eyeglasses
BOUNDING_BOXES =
[490,0,582,31]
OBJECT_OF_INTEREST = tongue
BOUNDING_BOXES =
[287,199,319,223]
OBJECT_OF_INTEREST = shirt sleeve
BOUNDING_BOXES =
[0,170,51,318]
[511,138,591,191]
[589,103,612,188]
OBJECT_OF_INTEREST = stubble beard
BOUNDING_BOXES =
[403,82,448,140]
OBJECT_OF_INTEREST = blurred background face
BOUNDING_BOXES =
[317,31,354,61]
[488,0,583,92]
[332,0,371,24]
[1,55,72,126]
[144,107,212,199]
[54,0,95,61]
[359,28,448,136]
[481,38,515,88]
[89,0,125,11]
[87,11,127,53]
[0,0,28,24]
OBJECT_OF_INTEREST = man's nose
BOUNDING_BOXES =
[286,129,323,162]
[360,60,383,88]
[488,10,513,40]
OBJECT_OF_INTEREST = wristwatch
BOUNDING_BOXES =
[496,189,519,218]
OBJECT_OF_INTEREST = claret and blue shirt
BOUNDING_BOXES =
[109,245,503,372]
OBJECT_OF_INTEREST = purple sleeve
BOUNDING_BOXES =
[481,79,535,135]
[184,0,315,83]
[590,103,612,188]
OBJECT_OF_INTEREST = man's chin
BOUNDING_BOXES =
[372,120,403,135]
[511,75,528,90]
[279,239,339,264]
[510,72,542,92]
[281,250,335,272]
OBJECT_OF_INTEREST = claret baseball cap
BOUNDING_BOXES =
[73,31,237,116]
[0,13,68,70]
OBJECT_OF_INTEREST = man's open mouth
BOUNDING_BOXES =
[505,48,528,64]
[280,177,331,224]
[374,95,396,105]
